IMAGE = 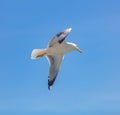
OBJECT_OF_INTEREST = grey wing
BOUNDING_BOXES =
[48,36,59,47]
[48,32,68,47]
[46,55,63,90]
[48,28,72,47]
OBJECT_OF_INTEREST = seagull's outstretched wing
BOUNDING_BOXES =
[46,55,63,90]
[48,28,72,47]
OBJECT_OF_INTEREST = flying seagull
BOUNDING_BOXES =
[31,28,82,90]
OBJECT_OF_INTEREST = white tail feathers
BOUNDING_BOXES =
[31,49,47,59]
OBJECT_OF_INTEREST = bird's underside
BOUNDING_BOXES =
[31,28,82,90]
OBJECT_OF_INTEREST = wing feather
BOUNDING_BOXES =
[48,28,72,47]
[46,55,63,90]
[48,32,67,47]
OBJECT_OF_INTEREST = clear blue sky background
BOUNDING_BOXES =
[0,0,120,115]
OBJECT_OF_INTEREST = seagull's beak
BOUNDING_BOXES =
[76,47,83,53]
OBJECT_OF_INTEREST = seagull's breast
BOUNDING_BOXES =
[47,43,71,55]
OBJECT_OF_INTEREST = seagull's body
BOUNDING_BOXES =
[31,28,82,90]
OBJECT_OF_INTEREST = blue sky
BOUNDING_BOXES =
[0,0,120,115]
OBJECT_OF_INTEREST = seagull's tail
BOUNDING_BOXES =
[31,49,47,59]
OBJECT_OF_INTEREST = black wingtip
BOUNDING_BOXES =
[58,37,66,44]
[48,85,52,90]
[48,79,52,90]
[56,32,63,37]
[48,80,53,90]
[48,76,57,90]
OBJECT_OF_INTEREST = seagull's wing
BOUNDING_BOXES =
[46,55,63,90]
[48,28,72,47]
[48,33,66,47]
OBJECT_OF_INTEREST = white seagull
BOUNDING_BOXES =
[31,28,82,90]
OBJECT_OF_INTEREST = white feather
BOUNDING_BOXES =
[31,49,46,59]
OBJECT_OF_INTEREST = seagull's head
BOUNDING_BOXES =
[67,42,83,53]
[75,45,83,53]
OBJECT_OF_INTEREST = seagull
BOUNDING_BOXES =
[31,28,82,90]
